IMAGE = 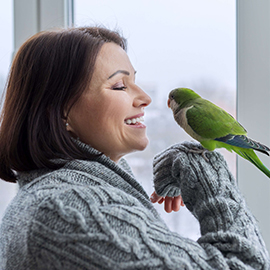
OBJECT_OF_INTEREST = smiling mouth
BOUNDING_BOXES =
[124,116,144,125]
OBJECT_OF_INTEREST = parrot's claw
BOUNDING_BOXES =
[188,148,210,162]
[201,150,210,162]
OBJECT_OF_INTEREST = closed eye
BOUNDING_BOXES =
[111,81,127,91]
[112,86,127,91]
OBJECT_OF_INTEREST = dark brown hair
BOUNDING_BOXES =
[0,27,127,182]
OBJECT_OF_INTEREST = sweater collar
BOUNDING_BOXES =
[16,139,149,200]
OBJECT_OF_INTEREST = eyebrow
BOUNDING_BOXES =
[107,70,136,80]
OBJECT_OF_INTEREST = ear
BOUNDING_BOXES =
[63,114,78,139]
[63,107,70,130]
[63,103,80,139]
[63,116,72,132]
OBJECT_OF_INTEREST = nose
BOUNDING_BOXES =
[133,85,152,108]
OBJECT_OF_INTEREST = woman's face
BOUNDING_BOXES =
[67,42,152,162]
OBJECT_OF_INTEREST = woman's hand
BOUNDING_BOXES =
[150,191,184,213]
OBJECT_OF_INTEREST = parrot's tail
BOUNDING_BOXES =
[233,148,270,178]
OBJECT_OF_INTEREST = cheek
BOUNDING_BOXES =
[68,99,97,134]
[88,101,127,139]
[69,92,132,143]
[101,96,130,123]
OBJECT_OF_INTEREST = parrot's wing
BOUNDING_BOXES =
[186,99,247,140]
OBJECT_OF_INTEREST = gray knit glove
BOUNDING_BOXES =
[153,141,238,214]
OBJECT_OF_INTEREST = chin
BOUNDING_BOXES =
[134,137,149,151]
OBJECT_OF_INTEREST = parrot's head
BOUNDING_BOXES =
[168,88,201,112]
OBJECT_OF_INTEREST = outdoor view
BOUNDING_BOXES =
[0,0,236,241]
[75,0,236,240]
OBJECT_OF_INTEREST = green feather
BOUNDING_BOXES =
[187,100,246,140]
[233,147,270,178]
[168,87,270,178]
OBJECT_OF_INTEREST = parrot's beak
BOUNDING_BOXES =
[167,99,171,108]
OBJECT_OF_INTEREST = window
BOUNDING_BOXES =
[75,0,236,240]
[237,0,270,252]
[0,0,17,219]
[3,0,269,252]
[0,0,13,96]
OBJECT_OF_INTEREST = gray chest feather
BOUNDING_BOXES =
[173,106,203,141]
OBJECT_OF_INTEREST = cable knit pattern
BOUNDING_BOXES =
[153,141,270,269]
[0,140,269,269]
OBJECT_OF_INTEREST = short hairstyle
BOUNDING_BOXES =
[0,27,127,182]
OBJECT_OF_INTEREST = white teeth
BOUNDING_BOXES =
[125,116,144,125]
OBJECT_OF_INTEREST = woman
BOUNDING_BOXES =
[0,26,269,269]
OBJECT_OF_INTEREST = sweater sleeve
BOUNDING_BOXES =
[153,141,270,269]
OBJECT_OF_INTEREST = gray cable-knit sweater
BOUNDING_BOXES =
[0,140,269,269]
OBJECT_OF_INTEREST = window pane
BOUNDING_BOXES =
[0,1,13,94]
[0,0,17,220]
[80,0,235,239]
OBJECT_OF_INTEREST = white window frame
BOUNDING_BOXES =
[13,0,73,55]
[13,0,270,252]
[237,0,270,251]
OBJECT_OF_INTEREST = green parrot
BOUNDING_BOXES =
[168,87,270,178]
